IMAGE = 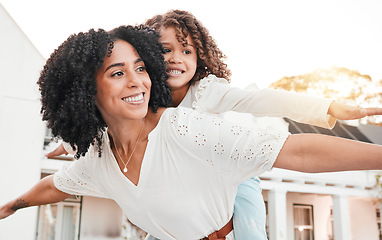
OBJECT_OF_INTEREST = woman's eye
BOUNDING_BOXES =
[111,71,124,77]
[136,66,146,72]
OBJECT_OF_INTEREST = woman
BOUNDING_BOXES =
[1,26,382,240]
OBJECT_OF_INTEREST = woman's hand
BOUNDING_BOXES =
[328,101,382,120]
[0,204,16,219]
[45,143,68,158]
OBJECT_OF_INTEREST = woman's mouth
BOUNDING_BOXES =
[122,93,144,103]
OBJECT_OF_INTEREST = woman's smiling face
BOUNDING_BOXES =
[95,39,151,123]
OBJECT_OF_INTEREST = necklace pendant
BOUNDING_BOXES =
[123,167,128,173]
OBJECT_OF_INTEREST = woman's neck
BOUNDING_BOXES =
[107,119,145,154]
[107,107,165,153]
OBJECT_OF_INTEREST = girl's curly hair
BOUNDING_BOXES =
[38,26,171,158]
[145,9,232,84]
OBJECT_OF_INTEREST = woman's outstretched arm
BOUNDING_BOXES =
[274,134,382,173]
[0,175,72,219]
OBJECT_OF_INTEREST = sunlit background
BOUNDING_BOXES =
[2,0,382,89]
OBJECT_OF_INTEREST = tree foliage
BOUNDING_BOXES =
[269,66,382,125]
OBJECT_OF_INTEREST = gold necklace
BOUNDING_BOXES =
[112,120,145,173]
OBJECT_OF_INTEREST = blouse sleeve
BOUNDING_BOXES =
[193,75,336,129]
[163,107,290,185]
[53,148,107,198]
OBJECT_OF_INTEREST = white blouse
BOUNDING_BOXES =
[182,75,335,129]
[55,107,289,240]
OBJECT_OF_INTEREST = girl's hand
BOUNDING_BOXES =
[328,101,382,120]
[45,143,68,158]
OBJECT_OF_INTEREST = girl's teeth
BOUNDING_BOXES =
[169,70,182,74]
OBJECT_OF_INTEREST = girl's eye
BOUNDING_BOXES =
[163,48,171,54]
[111,71,124,77]
[183,50,192,55]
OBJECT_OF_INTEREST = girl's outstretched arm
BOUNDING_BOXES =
[0,175,71,219]
[328,101,382,120]
[274,134,382,173]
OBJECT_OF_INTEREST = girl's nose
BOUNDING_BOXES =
[167,52,182,64]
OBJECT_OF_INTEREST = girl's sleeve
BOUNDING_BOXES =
[53,151,107,199]
[193,75,336,129]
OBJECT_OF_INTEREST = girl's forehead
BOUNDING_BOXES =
[160,27,194,45]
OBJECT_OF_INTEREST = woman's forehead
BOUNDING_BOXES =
[105,40,140,62]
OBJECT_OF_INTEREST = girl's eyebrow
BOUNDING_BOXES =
[104,59,143,73]
[161,41,196,49]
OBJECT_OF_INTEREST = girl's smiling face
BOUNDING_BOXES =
[160,27,198,93]
[95,39,151,123]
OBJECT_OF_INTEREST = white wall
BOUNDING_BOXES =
[0,4,46,240]
[349,197,379,240]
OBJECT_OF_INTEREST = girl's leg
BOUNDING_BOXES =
[144,235,159,240]
[233,177,268,240]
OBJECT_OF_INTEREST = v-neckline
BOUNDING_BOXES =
[106,109,167,187]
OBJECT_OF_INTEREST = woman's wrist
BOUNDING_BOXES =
[0,202,17,219]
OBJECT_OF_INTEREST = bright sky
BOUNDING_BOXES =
[2,0,382,88]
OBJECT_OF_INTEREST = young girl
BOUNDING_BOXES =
[143,9,382,240]
[48,10,382,240]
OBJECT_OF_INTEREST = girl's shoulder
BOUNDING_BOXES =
[190,75,230,110]
[192,74,229,89]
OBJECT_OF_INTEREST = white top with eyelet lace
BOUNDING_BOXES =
[63,74,334,155]
[182,74,335,128]
[55,107,290,240]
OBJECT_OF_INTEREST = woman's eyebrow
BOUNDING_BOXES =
[104,63,125,73]
[104,58,143,73]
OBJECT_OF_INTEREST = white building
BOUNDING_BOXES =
[1,3,381,240]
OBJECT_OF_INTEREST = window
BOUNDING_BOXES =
[377,208,382,240]
[293,204,314,240]
[44,127,53,149]
[264,201,269,238]
[36,196,81,240]
[328,208,334,240]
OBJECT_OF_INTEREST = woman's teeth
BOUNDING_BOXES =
[123,93,143,103]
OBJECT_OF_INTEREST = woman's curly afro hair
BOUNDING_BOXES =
[38,26,172,158]
[145,9,232,83]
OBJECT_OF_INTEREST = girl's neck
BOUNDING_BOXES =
[170,84,190,107]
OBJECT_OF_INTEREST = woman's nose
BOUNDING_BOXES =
[126,73,142,87]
